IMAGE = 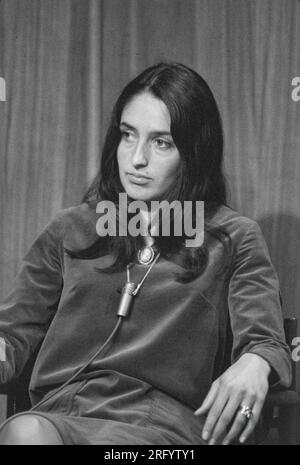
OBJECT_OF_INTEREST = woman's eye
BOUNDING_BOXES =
[121,131,134,142]
[154,138,172,149]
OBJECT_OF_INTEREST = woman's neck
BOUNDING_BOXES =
[139,209,157,245]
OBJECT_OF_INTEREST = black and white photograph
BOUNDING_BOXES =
[0,0,299,447]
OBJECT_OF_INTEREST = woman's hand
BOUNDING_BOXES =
[194,353,271,445]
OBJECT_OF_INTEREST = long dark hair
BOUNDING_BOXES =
[66,62,232,282]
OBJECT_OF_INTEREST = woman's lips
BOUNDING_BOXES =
[127,173,151,185]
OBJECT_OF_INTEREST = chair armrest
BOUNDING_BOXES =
[0,381,18,396]
[265,390,300,406]
[254,389,300,444]
[0,395,7,423]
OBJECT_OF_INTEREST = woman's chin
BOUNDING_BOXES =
[124,186,156,203]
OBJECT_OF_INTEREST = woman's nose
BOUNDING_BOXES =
[131,141,148,168]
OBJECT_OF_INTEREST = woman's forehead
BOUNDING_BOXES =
[121,92,171,132]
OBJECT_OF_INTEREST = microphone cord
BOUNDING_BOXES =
[30,316,123,412]
[30,251,160,412]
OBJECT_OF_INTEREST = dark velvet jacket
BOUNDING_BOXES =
[0,203,292,409]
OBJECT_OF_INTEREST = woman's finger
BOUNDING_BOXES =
[194,381,219,416]
[221,396,256,445]
[200,390,228,443]
[238,395,266,444]
[208,393,242,444]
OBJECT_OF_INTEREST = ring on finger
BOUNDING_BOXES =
[239,404,253,420]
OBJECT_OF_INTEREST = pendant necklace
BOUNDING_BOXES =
[137,236,158,265]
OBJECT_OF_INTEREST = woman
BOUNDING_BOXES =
[0,63,291,445]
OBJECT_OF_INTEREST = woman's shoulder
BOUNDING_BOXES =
[208,204,265,246]
[45,201,100,249]
[207,205,273,273]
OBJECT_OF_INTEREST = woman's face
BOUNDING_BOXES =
[117,91,181,202]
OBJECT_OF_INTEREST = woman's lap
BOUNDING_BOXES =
[0,372,206,445]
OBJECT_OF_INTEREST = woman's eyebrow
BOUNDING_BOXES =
[119,122,136,131]
[119,121,172,137]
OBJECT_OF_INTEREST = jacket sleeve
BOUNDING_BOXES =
[0,213,64,385]
[228,220,292,388]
